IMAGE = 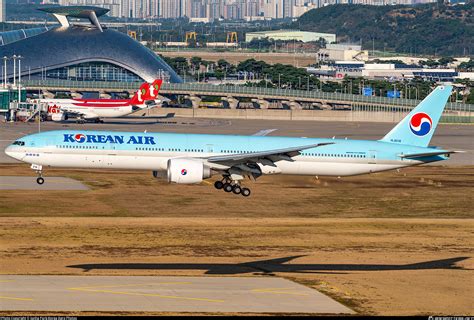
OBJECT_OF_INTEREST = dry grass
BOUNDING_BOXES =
[1,164,473,218]
[0,164,473,315]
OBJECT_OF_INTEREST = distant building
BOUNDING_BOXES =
[317,44,369,62]
[189,17,212,23]
[245,30,336,44]
[51,0,439,20]
[0,0,5,22]
[1,6,182,83]
[307,61,460,82]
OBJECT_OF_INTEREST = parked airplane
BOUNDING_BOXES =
[42,79,163,123]
[5,85,459,197]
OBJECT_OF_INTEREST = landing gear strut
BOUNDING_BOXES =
[214,177,251,197]
[31,164,44,185]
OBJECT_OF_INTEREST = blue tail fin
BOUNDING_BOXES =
[380,85,453,147]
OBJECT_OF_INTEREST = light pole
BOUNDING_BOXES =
[12,55,17,87]
[17,55,22,104]
[3,56,7,88]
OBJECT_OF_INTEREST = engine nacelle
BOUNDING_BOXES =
[152,170,167,179]
[51,112,66,122]
[167,158,211,184]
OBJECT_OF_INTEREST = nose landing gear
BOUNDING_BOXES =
[214,178,251,197]
[31,164,44,185]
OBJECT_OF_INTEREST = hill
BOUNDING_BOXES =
[296,3,473,56]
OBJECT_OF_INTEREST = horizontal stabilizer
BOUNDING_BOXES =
[399,150,463,158]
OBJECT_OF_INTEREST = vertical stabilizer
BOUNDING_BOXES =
[380,85,453,147]
[144,79,163,100]
[129,83,150,105]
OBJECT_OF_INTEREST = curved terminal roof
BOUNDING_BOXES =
[1,26,182,83]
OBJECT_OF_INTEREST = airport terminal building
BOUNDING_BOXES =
[0,6,182,84]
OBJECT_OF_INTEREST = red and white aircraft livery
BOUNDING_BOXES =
[43,79,163,123]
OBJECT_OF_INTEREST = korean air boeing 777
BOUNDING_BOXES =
[5,85,458,197]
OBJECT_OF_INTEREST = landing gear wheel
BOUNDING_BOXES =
[223,183,233,193]
[232,185,242,194]
[36,177,44,185]
[241,188,251,197]
[214,181,224,190]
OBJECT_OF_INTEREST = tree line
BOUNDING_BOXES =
[161,56,473,103]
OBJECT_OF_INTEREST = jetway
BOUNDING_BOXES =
[5,100,48,122]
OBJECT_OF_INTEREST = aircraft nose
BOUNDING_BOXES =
[4,145,19,160]
[5,145,13,157]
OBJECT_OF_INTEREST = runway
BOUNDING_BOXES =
[0,275,353,314]
[0,176,88,190]
[1,117,472,165]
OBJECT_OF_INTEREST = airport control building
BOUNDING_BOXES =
[0,6,182,84]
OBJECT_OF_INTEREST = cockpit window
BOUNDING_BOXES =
[12,141,25,146]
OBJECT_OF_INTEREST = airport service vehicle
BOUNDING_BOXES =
[42,79,163,123]
[5,86,459,197]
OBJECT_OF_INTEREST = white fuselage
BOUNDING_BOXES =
[43,99,139,120]
[7,144,418,177]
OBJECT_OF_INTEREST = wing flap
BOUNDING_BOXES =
[252,129,278,136]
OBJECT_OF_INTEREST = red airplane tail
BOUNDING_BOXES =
[129,83,150,105]
[143,79,163,100]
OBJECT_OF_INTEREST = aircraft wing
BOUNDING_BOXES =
[399,150,463,158]
[60,107,99,120]
[252,129,277,136]
[206,142,334,164]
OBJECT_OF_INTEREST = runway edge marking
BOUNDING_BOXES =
[68,282,224,303]
[251,287,310,296]
[0,295,34,301]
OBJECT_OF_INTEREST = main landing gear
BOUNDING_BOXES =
[214,178,251,197]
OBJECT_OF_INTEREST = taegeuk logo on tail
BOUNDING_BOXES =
[409,112,432,137]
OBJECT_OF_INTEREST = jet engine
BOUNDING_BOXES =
[167,158,211,184]
[152,170,167,179]
[51,112,67,122]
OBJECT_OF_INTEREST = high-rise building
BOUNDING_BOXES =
[159,0,182,18]
[47,0,439,20]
